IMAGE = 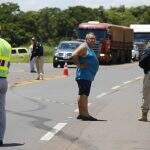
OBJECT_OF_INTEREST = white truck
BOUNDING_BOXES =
[130,24,150,43]
[130,24,150,59]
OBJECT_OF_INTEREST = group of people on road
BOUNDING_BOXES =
[0,33,150,145]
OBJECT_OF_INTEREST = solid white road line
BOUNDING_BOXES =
[96,92,107,99]
[111,86,121,90]
[40,123,67,141]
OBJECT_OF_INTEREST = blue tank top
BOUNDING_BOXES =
[76,46,99,81]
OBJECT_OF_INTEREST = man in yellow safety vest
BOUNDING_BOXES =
[0,38,11,146]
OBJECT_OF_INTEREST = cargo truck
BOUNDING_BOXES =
[77,21,134,64]
[130,24,149,59]
[130,24,150,43]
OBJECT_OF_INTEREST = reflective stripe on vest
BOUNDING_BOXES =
[0,66,9,77]
[0,38,11,77]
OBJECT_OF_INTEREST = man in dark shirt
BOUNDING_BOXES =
[138,47,150,121]
[32,37,44,80]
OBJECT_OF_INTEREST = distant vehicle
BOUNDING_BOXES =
[134,42,146,60]
[132,44,139,61]
[53,41,82,68]
[78,21,133,64]
[11,47,29,57]
[130,24,150,43]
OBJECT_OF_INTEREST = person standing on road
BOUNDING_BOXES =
[0,38,11,145]
[138,45,150,122]
[33,37,44,80]
[70,33,100,121]
[29,37,36,73]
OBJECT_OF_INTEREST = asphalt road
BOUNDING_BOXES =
[1,62,149,150]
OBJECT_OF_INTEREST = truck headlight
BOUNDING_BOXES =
[100,54,105,57]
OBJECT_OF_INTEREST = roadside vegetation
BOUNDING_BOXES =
[1,2,150,62]
[10,45,54,63]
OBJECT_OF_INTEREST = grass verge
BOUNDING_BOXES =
[10,45,54,63]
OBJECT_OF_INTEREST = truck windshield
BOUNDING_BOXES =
[78,29,107,41]
[134,33,150,42]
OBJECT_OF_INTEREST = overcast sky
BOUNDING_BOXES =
[0,0,150,11]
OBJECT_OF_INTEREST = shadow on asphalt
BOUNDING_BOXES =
[0,143,24,147]
[97,119,107,121]
[82,119,107,121]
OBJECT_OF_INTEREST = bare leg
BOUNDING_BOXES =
[78,95,89,116]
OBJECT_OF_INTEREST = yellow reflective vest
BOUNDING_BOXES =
[0,38,11,78]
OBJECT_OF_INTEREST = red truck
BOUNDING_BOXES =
[77,21,134,64]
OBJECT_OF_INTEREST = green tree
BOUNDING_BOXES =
[141,9,150,23]
[106,6,136,26]
[0,2,20,23]
[38,7,61,43]
[93,6,108,22]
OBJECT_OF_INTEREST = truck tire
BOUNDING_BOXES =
[126,50,132,63]
[111,51,117,64]
[120,51,125,64]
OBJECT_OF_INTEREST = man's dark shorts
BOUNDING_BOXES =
[76,79,92,96]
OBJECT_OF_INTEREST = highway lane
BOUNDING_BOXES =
[2,62,144,149]
[42,80,148,150]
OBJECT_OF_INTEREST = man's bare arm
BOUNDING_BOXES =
[69,43,88,68]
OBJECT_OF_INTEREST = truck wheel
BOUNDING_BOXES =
[126,57,131,63]
[120,51,125,64]
[111,52,117,64]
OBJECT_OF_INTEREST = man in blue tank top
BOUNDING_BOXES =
[70,33,100,121]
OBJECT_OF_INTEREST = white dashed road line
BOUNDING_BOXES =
[111,86,121,90]
[40,123,67,141]
[96,76,142,100]
[40,76,142,141]
[96,92,107,99]
[67,117,73,119]
[123,80,132,84]
[135,77,142,80]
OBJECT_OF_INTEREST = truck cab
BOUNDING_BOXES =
[78,21,133,64]
[78,22,110,63]
[130,24,150,43]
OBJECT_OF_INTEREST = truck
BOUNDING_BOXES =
[130,24,150,43]
[77,21,134,64]
[130,24,149,58]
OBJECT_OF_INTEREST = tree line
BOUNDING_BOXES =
[0,2,150,46]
